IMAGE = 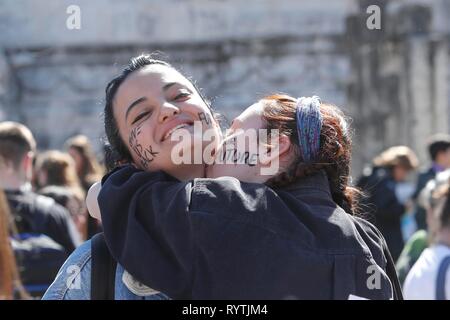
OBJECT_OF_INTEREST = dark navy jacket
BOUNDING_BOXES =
[357,167,405,262]
[413,167,437,231]
[99,165,402,300]
[6,189,81,254]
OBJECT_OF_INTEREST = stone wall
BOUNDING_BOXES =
[0,0,449,177]
[0,0,354,151]
[346,0,450,174]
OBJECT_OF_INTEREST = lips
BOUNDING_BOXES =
[161,119,194,142]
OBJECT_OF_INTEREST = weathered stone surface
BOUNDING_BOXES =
[347,0,449,174]
[0,0,355,47]
[0,0,449,176]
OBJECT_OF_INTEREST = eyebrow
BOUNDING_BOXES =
[124,83,182,121]
[163,82,177,91]
[125,97,147,121]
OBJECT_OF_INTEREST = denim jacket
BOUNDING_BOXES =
[42,239,170,300]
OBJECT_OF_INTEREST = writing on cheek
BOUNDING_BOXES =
[198,112,211,126]
[219,146,258,166]
[139,145,159,169]
[244,151,258,167]
[128,126,159,169]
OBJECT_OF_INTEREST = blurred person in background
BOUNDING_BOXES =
[357,146,419,262]
[0,122,81,297]
[34,150,87,240]
[412,134,450,231]
[396,169,450,286]
[0,122,81,253]
[403,176,450,299]
[64,135,105,238]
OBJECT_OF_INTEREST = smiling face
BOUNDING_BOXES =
[112,64,220,180]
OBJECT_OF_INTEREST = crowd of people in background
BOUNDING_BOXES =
[0,118,450,299]
[356,135,450,299]
[0,122,104,298]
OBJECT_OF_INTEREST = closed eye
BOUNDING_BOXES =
[132,111,151,125]
[173,92,191,101]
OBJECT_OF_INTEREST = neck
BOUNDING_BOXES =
[0,171,28,191]
[170,164,206,181]
[436,227,450,247]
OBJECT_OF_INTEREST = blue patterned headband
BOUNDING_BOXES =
[295,96,323,163]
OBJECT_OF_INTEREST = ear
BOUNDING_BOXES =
[277,135,292,159]
[22,151,34,174]
[259,134,292,166]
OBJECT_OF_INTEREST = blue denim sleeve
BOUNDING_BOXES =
[42,239,92,300]
[42,239,171,300]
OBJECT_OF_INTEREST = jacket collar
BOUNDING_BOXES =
[278,170,332,197]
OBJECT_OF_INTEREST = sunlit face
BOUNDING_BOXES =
[113,64,221,180]
[392,165,411,182]
[207,102,269,182]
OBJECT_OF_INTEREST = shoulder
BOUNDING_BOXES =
[409,230,429,246]
[352,216,384,240]
[190,177,278,215]
[350,216,388,264]
[7,190,67,218]
[27,191,71,220]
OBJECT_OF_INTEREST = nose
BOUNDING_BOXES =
[158,103,180,123]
